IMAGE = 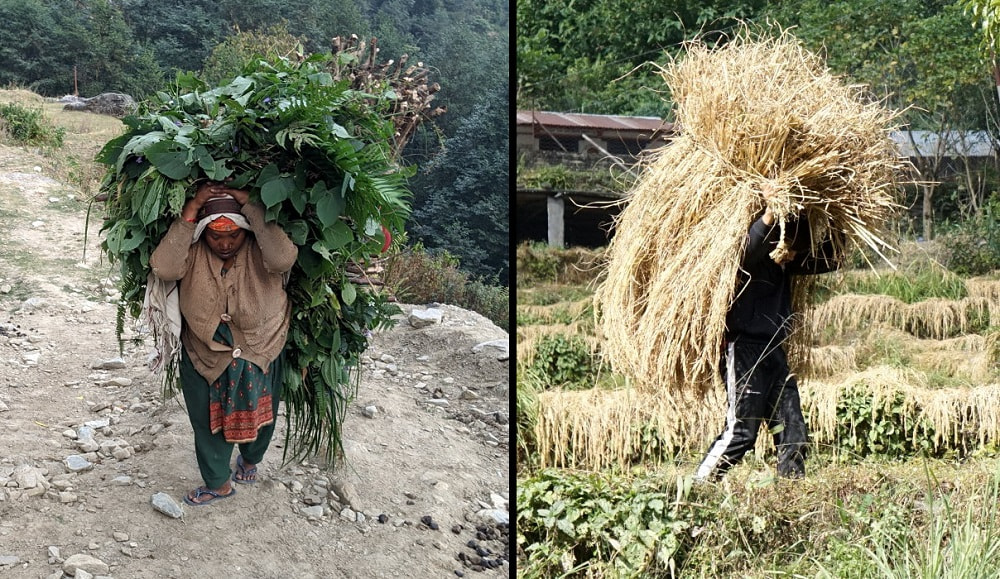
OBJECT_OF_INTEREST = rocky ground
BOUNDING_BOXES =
[0,145,510,578]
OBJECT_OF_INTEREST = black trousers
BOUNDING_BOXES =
[695,339,807,480]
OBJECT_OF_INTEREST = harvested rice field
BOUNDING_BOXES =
[517,241,1000,577]
[519,245,1000,469]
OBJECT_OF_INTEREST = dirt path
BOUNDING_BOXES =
[0,144,510,579]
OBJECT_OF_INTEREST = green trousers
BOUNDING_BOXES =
[180,347,284,488]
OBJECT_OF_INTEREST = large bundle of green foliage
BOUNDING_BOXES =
[96,55,412,465]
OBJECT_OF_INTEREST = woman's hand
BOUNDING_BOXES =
[760,181,778,226]
[210,182,250,206]
[180,181,250,221]
[181,182,219,222]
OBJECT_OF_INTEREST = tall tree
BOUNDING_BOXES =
[0,0,80,94]
[118,0,224,74]
[960,0,1000,112]
[216,0,369,55]
[409,73,509,283]
[363,0,419,59]
[78,0,164,97]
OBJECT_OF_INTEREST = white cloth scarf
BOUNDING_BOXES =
[143,272,182,373]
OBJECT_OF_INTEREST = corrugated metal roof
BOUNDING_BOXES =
[891,130,995,158]
[517,110,671,133]
[518,111,995,158]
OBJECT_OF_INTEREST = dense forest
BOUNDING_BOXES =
[0,0,509,284]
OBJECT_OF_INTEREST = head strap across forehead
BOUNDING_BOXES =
[197,195,243,220]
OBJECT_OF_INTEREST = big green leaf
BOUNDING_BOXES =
[284,220,310,245]
[260,175,296,207]
[145,141,192,180]
[318,219,353,252]
[341,281,356,306]
[315,188,345,228]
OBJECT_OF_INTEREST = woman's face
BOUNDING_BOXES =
[204,228,248,261]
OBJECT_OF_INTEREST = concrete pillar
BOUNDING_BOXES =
[547,195,565,248]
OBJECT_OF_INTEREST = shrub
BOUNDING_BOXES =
[384,243,509,331]
[516,241,561,283]
[822,386,939,460]
[516,242,604,285]
[201,23,306,86]
[0,102,64,147]
[936,196,1000,276]
[527,333,594,388]
[517,469,704,577]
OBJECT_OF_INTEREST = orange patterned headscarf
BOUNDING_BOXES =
[207,215,240,232]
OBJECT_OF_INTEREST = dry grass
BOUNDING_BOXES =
[803,373,1000,453]
[809,294,991,340]
[517,297,593,323]
[915,349,992,383]
[44,103,124,197]
[803,344,858,378]
[534,386,727,470]
[0,89,124,197]
[532,368,1000,471]
[967,277,1000,323]
[594,27,905,398]
[516,243,606,285]
[0,89,45,106]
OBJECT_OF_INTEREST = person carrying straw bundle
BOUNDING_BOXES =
[593,28,904,480]
[695,183,840,480]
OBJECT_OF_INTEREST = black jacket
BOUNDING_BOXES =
[725,217,839,344]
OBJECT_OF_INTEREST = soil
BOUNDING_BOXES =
[0,144,511,579]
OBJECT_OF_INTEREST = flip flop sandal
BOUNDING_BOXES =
[183,485,236,506]
[232,455,258,485]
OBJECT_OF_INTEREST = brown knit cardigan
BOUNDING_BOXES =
[149,202,298,382]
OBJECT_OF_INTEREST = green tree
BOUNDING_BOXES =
[200,22,307,85]
[768,0,994,239]
[768,0,989,129]
[118,0,224,74]
[78,0,164,97]
[363,0,420,60]
[0,0,82,94]
[216,0,368,55]
[409,75,509,283]
[960,0,1000,119]
[516,0,766,115]
[962,0,1000,56]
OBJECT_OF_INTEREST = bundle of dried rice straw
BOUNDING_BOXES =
[594,28,906,398]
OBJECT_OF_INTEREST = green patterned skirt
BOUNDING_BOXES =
[206,323,280,443]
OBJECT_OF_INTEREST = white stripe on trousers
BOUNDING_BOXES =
[695,341,737,480]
